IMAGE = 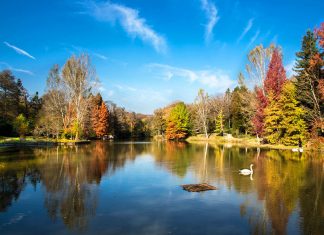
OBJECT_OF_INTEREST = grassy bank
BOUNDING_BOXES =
[186,134,320,151]
[0,136,90,147]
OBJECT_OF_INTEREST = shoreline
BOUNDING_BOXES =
[0,138,91,148]
[186,135,324,151]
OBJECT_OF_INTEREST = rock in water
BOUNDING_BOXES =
[181,183,217,192]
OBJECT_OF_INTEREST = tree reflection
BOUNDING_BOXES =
[1,142,324,233]
[299,158,324,234]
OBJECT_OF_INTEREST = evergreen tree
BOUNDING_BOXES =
[166,102,191,140]
[215,109,224,135]
[294,30,322,128]
[230,75,254,135]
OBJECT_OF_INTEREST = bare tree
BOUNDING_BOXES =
[45,65,70,132]
[62,54,97,140]
[194,89,210,138]
[246,44,274,93]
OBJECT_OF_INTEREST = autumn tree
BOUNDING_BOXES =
[252,47,286,137]
[152,108,166,136]
[166,102,191,140]
[62,54,96,140]
[264,82,307,145]
[215,109,224,135]
[13,114,29,138]
[311,23,324,136]
[95,102,109,138]
[264,49,287,98]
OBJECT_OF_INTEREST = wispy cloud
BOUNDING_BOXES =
[3,41,36,60]
[93,53,108,60]
[237,18,254,42]
[247,30,260,47]
[0,62,34,75]
[285,60,296,78]
[85,1,167,53]
[201,0,219,42]
[148,63,233,91]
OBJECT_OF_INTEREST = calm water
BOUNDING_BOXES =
[0,141,323,235]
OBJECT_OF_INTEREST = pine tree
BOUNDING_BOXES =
[215,109,224,135]
[294,30,322,127]
[166,102,191,140]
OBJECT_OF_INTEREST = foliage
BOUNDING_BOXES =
[13,114,29,137]
[264,82,307,145]
[294,30,322,130]
[264,48,287,98]
[152,108,166,136]
[166,102,191,140]
[215,109,224,135]
[252,47,286,137]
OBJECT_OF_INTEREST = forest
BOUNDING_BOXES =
[0,23,323,147]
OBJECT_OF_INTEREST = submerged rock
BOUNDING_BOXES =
[181,183,217,192]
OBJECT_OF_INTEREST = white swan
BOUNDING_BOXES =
[292,148,303,152]
[239,164,253,175]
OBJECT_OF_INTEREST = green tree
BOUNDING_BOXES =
[294,30,322,128]
[215,109,224,135]
[13,114,29,138]
[152,108,166,136]
[230,83,253,135]
[166,102,191,140]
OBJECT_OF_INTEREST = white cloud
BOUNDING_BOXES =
[285,60,296,78]
[201,0,219,42]
[237,18,254,42]
[148,63,233,92]
[86,1,167,53]
[3,41,36,60]
[0,62,34,75]
[93,52,108,60]
[247,30,260,47]
[111,83,172,113]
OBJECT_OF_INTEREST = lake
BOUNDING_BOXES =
[0,141,323,235]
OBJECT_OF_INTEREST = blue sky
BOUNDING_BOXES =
[0,0,323,114]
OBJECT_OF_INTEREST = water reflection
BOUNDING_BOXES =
[0,142,323,234]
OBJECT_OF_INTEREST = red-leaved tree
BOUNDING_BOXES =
[253,48,287,137]
[264,48,287,99]
[252,87,268,137]
[92,102,109,138]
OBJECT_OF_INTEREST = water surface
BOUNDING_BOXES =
[0,141,323,235]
